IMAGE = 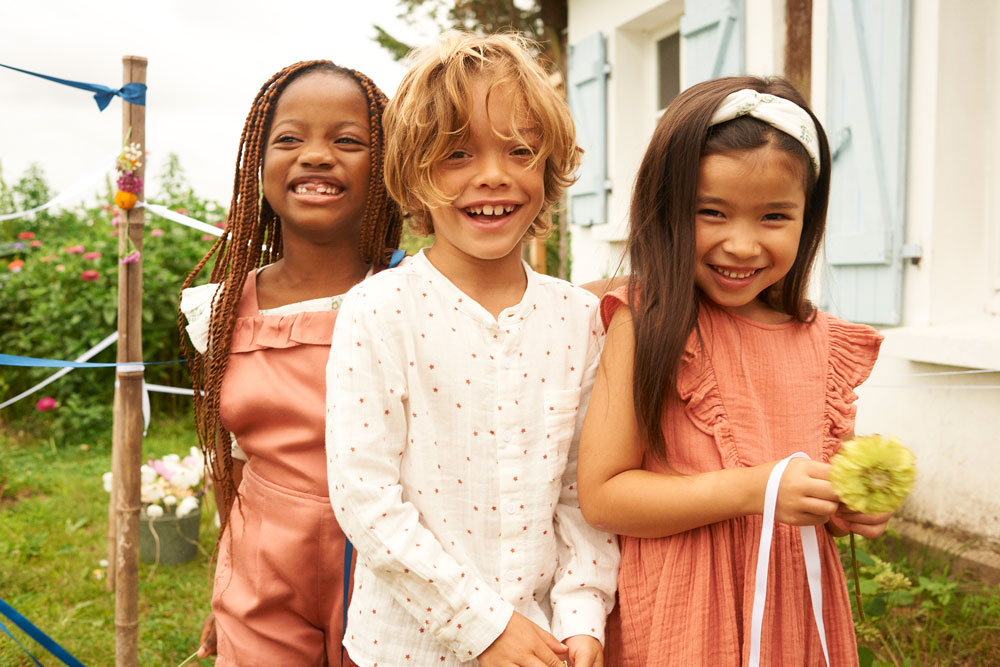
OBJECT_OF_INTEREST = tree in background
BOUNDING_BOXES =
[374,0,572,279]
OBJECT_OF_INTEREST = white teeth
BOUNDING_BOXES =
[713,266,757,279]
[294,184,342,195]
[464,204,516,216]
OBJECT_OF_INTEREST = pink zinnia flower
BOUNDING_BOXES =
[66,245,85,254]
[200,234,216,242]
[36,397,58,411]
[84,251,102,260]
[17,231,35,240]
[29,240,42,247]
[119,251,141,265]
[8,259,25,272]
[80,269,100,281]
[150,229,164,237]
[55,264,66,272]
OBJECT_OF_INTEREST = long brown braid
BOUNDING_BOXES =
[178,61,403,535]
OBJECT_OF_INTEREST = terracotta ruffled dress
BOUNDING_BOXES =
[601,289,882,666]
[182,272,355,667]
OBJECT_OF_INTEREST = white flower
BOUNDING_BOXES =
[144,485,165,503]
[140,465,157,486]
[102,472,113,493]
[176,496,200,518]
[163,454,181,464]
[145,504,164,519]
[188,446,205,466]
[173,468,201,489]
[163,495,178,507]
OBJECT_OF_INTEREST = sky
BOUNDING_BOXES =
[0,0,425,208]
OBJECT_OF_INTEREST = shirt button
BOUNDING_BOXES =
[502,430,513,442]
[502,357,512,370]
[505,502,517,514]
[504,570,517,582]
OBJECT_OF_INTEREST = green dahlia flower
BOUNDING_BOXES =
[830,434,916,513]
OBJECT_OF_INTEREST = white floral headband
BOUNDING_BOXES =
[708,89,821,175]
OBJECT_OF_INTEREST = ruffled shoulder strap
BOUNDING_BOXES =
[599,285,630,330]
[823,312,884,445]
[180,282,222,355]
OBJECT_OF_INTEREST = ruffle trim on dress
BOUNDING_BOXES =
[180,282,222,355]
[675,331,745,469]
[601,287,745,469]
[229,310,336,353]
[823,314,884,457]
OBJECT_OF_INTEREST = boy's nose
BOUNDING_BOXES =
[474,153,511,188]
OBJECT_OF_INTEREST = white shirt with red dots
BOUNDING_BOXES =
[326,249,619,664]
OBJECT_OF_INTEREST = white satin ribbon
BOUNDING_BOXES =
[709,89,821,175]
[748,451,830,667]
[0,155,115,221]
[139,202,223,237]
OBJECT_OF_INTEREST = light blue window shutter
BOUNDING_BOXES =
[821,0,910,325]
[680,0,745,86]
[568,32,610,227]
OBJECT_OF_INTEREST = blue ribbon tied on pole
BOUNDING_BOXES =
[1,63,146,110]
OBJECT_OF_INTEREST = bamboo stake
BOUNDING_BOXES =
[112,54,147,667]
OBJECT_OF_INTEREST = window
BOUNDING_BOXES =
[657,32,681,111]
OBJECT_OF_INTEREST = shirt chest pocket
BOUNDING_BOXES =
[542,387,582,482]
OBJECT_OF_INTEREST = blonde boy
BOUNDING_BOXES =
[326,32,619,666]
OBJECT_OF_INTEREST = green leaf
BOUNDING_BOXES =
[864,595,888,618]
[857,645,876,667]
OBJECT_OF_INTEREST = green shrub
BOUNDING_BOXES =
[0,157,223,443]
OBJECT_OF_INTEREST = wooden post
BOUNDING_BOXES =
[112,54,147,667]
[106,383,119,592]
[785,0,813,102]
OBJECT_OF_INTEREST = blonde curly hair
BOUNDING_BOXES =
[383,31,581,238]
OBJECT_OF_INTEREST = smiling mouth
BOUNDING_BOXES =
[293,183,344,196]
[711,265,762,279]
[464,203,518,218]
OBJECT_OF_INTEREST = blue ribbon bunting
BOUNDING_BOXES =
[0,598,86,667]
[0,617,44,666]
[0,353,184,369]
[1,63,146,111]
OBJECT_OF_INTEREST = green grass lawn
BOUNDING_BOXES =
[1,415,217,666]
[2,413,998,666]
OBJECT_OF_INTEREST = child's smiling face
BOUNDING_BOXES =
[426,78,544,270]
[694,144,806,322]
[262,71,371,243]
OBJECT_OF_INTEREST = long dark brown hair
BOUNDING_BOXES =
[626,76,831,461]
[178,61,403,526]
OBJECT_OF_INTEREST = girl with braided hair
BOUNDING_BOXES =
[179,60,403,665]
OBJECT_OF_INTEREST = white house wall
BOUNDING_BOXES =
[568,0,676,282]
[843,0,1000,543]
